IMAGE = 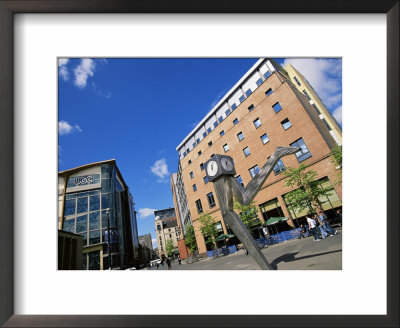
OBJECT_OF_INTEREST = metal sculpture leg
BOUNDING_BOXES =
[223,211,273,270]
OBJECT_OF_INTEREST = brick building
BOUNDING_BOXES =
[173,58,342,255]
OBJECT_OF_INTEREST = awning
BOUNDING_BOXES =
[264,217,288,226]
[215,233,235,241]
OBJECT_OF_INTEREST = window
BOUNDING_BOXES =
[203,176,208,184]
[249,165,259,178]
[200,163,204,170]
[195,199,203,213]
[64,199,76,216]
[225,109,231,116]
[220,130,225,137]
[169,234,172,238]
[248,104,255,111]
[272,102,282,113]
[190,171,194,179]
[236,175,244,187]
[253,118,262,128]
[290,138,312,162]
[265,88,273,96]
[245,89,252,97]
[207,192,216,208]
[183,151,187,158]
[231,103,237,110]
[159,236,162,240]
[196,138,200,144]
[207,127,212,134]
[203,132,207,138]
[303,90,311,101]
[293,76,301,86]
[281,118,292,130]
[198,150,202,156]
[260,133,269,144]
[210,154,215,158]
[273,159,286,175]
[256,78,263,86]
[213,121,218,128]
[239,94,245,102]
[321,118,332,131]
[233,118,239,125]
[264,70,271,79]
[192,142,197,148]
[223,144,229,152]
[312,104,321,115]
[193,184,197,192]
[218,116,223,123]
[208,141,212,146]
[186,148,190,154]
[237,131,244,141]
[243,147,251,157]
[188,160,192,165]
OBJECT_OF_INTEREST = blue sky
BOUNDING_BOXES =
[58,58,342,248]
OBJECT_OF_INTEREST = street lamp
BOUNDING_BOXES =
[105,208,113,270]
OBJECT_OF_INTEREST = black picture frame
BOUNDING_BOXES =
[0,1,398,327]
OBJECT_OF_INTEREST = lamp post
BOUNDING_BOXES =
[105,208,113,270]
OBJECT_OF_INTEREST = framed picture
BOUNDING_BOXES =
[0,1,398,327]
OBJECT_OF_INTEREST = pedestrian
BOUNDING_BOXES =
[298,224,307,239]
[177,255,181,265]
[306,215,321,241]
[318,211,337,236]
[161,259,164,268]
[336,209,342,227]
[166,256,172,270]
[156,263,159,269]
[314,213,328,239]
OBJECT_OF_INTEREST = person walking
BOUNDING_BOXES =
[166,256,172,270]
[177,255,181,265]
[307,215,320,241]
[318,211,337,236]
[314,214,328,239]
[336,209,342,227]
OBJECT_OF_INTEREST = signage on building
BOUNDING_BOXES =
[67,174,100,188]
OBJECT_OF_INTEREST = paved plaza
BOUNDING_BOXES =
[149,229,342,270]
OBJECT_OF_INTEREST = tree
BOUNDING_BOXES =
[284,163,333,215]
[198,212,218,250]
[234,200,260,231]
[165,239,175,257]
[184,224,198,254]
[330,145,342,186]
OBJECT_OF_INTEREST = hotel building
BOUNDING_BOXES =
[173,58,342,255]
[58,159,141,270]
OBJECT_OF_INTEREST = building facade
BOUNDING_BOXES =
[283,63,342,145]
[154,208,179,259]
[173,58,342,255]
[58,159,141,270]
[138,233,153,251]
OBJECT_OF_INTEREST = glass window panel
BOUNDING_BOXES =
[102,193,111,209]
[65,194,77,200]
[233,118,239,125]
[101,164,113,178]
[89,211,100,230]
[273,159,286,175]
[101,210,109,229]
[237,132,244,141]
[264,70,271,79]
[78,232,87,246]
[218,116,223,123]
[265,88,273,96]
[223,144,229,152]
[273,102,282,113]
[89,230,101,245]
[245,89,252,97]
[253,118,262,128]
[63,218,75,233]
[243,147,251,157]
[213,121,218,128]
[282,119,292,130]
[261,133,269,144]
[231,103,237,110]
[82,254,88,270]
[256,78,263,86]
[290,138,312,162]
[220,130,225,136]
[88,251,100,270]
[77,197,88,214]
[248,104,255,111]
[225,109,231,116]
[64,199,76,216]
[249,165,259,178]
[90,195,100,211]
[101,179,112,192]
[76,215,88,233]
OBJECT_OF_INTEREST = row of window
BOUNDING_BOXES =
[182,79,276,159]
[195,192,216,213]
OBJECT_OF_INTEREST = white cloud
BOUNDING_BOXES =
[283,58,342,109]
[138,208,156,218]
[58,120,82,135]
[152,238,158,249]
[74,58,96,88]
[332,105,342,125]
[58,58,69,81]
[150,158,170,182]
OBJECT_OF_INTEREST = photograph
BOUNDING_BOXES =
[57,57,343,271]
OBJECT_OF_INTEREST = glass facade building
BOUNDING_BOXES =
[58,160,140,270]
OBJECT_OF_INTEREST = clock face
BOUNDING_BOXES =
[206,160,218,177]
[221,157,233,171]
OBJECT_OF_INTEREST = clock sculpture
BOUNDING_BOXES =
[205,146,299,270]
